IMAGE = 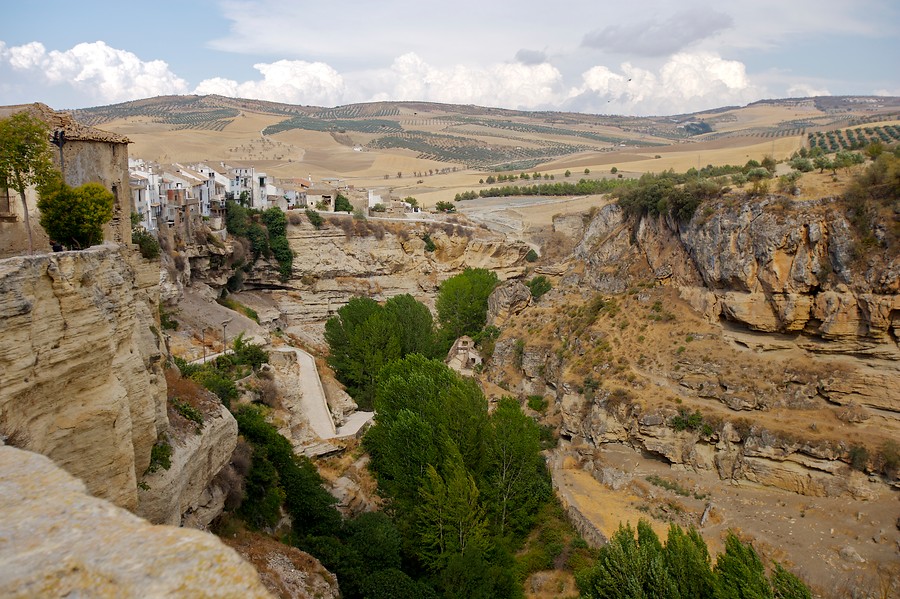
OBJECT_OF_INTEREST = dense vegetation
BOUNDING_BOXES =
[577,521,811,599]
[325,269,499,409]
[325,295,442,410]
[225,201,294,280]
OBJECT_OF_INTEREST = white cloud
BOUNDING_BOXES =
[570,52,764,115]
[195,60,345,106]
[1,41,189,103]
[369,53,565,109]
[787,83,831,97]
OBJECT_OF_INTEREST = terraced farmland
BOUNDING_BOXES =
[73,97,240,130]
[263,115,403,135]
[808,124,900,152]
[367,131,591,169]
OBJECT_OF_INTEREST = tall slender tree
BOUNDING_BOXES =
[0,112,54,254]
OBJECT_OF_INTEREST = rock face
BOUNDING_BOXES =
[0,445,272,598]
[568,199,900,413]
[137,399,238,528]
[553,392,883,499]
[487,280,532,327]
[0,245,167,510]
[573,199,899,353]
[223,532,340,599]
[271,221,529,329]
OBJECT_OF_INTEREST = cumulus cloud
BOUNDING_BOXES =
[583,8,733,56]
[366,53,565,110]
[515,49,548,65]
[194,60,345,106]
[1,41,189,103]
[787,83,831,97]
[569,52,764,115]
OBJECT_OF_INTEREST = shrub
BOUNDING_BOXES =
[261,206,287,237]
[270,234,293,280]
[334,193,353,213]
[527,395,547,412]
[422,233,436,252]
[527,275,552,300]
[159,306,179,330]
[524,248,538,262]
[848,444,869,471]
[171,397,204,432]
[305,208,324,229]
[435,200,456,213]
[671,408,704,432]
[38,179,114,249]
[146,439,172,474]
[132,228,160,259]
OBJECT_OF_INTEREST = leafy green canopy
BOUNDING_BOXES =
[0,112,55,253]
[324,295,439,409]
[435,268,499,343]
[577,522,810,599]
[364,356,550,597]
[38,177,114,249]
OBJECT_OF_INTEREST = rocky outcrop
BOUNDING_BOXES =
[271,221,529,328]
[0,245,166,510]
[223,532,340,599]
[137,400,238,528]
[555,393,885,499]
[487,280,532,327]
[0,445,272,598]
[569,199,900,360]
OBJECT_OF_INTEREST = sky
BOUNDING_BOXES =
[0,0,897,117]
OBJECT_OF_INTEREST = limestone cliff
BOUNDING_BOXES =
[0,245,166,510]
[576,198,899,351]
[570,197,899,413]
[0,445,273,598]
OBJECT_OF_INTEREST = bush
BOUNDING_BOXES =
[305,208,324,229]
[435,200,456,213]
[269,234,293,280]
[334,193,353,212]
[132,228,160,259]
[527,275,552,300]
[171,397,204,432]
[524,248,538,262]
[422,233,436,252]
[261,207,286,237]
[38,179,114,250]
[527,395,547,412]
[146,439,172,474]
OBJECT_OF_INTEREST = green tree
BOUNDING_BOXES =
[334,193,353,212]
[435,200,456,213]
[261,206,286,237]
[416,461,489,572]
[771,564,811,599]
[714,532,774,599]
[38,180,114,249]
[226,200,250,236]
[484,397,549,537]
[664,524,716,599]
[436,268,499,342]
[324,297,402,409]
[269,234,293,279]
[0,112,54,253]
[564,169,572,177]
[247,221,269,258]
[383,293,438,358]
